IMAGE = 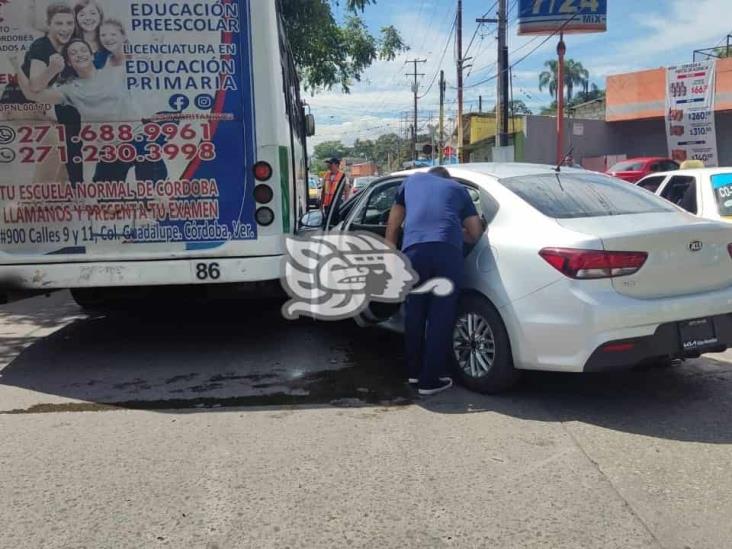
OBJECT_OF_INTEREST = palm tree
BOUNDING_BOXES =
[538,58,590,103]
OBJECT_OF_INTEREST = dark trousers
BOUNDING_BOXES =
[404,242,463,386]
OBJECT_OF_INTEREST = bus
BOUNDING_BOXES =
[0,0,313,307]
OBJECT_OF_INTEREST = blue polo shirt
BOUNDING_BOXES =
[395,172,478,252]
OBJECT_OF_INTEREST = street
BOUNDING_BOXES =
[0,292,731,548]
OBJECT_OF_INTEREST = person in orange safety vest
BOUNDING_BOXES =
[321,157,350,212]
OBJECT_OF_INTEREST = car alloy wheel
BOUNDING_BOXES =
[453,312,496,379]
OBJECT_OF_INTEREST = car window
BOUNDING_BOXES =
[360,184,400,225]
[637,176,665,193]
[661,161,679,171]
[610,160,644,172]
[660,176,697,214]
[710,173,732,217]
[650,162,661,172]
[499,173,677,219]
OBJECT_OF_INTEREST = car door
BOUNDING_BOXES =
[342,178,405,324]
[658,175,699,215]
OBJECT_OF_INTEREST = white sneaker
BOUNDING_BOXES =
[409,377,451,385]
[418,378,454,396]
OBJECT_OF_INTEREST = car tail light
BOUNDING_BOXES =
[253,161,272,181]
[539,248,648,279]
[600,342,637,353]
[254,184,273,204]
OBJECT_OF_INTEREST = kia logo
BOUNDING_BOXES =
[689,241,703,252]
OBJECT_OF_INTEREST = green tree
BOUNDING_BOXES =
[281,0,407,92]
[351,138,375,160]
[491,100,533,116]
[538,58,590,103]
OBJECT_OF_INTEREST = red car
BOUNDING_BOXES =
[606,157,679,183]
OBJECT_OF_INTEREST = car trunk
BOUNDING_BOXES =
[558,213,732,299]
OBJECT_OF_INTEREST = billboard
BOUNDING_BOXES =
[665,61,718,167]
[518,0,607,35]
[0,0,256,259]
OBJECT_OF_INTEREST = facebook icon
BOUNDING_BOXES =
[169,94,190,112]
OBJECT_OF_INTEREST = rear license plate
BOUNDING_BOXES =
[679,318,719,352]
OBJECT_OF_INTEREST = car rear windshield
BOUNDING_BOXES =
[711,173,732,216]
[499,172,677,219]
[609,160,645,172]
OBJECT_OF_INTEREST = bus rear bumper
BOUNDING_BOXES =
[0,255,285,290]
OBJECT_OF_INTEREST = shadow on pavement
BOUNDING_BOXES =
[1,297,731,444]
[421,362,732,444]
[0,301,411,412]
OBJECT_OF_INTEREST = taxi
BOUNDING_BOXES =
[636,167,732,222]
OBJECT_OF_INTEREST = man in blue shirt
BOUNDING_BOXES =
[386,167,485,396]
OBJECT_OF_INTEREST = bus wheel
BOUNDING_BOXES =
[70,288,112,312]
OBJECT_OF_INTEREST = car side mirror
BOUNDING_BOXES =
[305,114,316,137]
[300,210,323,229]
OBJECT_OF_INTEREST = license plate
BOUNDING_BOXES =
[679,318,718,352]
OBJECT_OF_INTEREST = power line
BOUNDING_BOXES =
[419,15,457,99]
[465,0,499,57]
[462,12,581,90]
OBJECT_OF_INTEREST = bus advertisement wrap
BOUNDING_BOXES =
[0,0,256,258]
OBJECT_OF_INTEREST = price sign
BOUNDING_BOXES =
[518,0,607,35]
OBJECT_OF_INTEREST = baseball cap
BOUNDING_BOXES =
[326,157,341,165]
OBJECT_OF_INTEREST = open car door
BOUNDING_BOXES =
[341,178,406,326]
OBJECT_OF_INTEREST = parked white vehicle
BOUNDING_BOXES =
[314,163,732,393]
[636,168,732,222]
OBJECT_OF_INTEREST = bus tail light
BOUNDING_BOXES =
[254,184,274,204]
[253,161,273,181]
[256,207,275,226]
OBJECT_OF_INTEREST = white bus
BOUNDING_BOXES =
[0,0,313,307]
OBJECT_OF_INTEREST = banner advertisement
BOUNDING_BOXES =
[518,0,607,36]
[665,61,718,167]
[0,0,256,258]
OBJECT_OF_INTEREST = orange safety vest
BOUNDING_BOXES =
[322,171,345,208]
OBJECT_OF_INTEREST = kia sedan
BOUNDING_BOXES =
[310,163,732,393]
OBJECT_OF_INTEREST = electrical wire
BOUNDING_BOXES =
[462,12,581,90]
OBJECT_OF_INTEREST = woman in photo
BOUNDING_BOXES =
[97,19,127,69]
[73,0,103,55]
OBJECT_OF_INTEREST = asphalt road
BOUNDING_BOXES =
[1,292,731,548]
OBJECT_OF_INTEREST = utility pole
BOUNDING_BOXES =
[456,0,464,163]
[477,0,509,148]
[556,34,566,166]
[406,58,427,162]
[497,0,509,147]
[439,70,445,165]
[479,95,482,113]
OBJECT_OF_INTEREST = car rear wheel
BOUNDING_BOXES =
[451,294,519,394]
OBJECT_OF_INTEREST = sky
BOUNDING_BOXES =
[307,0,732,146]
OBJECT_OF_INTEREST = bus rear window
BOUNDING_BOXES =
[499,173,676,219]
[711,173,732,216]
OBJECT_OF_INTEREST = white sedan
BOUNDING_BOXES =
[636,167,732,222]
[312,163,732,393]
